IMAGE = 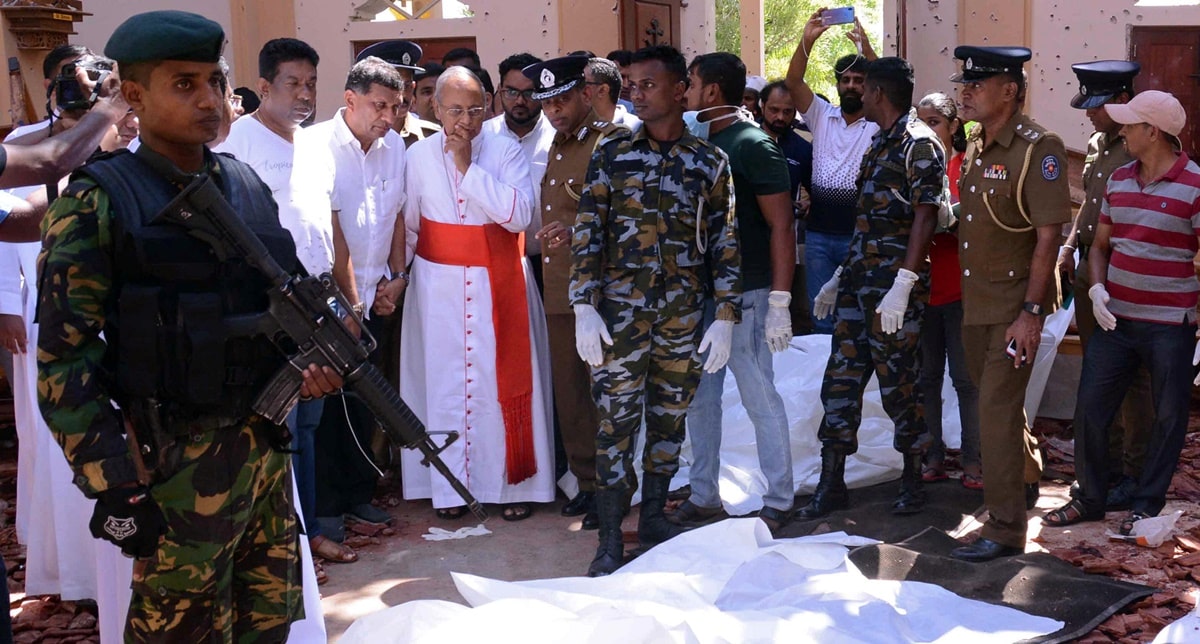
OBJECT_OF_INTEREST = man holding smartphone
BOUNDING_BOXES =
[786,10,879,336]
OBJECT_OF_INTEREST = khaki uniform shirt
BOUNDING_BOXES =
[1076,131,1132,247]
[396,113,441,149]
[540,111,626,316]
[957,112,1072,326]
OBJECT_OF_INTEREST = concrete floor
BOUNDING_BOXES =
[318,494,616,641]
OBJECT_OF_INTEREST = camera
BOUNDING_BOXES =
[51,57,113,113]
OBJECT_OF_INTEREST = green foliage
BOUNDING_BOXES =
[715,0,882,102]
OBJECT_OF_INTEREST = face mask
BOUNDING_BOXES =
[684,105,755,139]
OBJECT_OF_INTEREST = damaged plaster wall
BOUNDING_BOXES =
[895,0,1200,152]
[883,0,962,106]
[1030,1,1200,151]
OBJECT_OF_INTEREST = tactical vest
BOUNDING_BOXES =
[76,149,299,422]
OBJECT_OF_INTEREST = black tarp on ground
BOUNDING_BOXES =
[776,480,1154,644]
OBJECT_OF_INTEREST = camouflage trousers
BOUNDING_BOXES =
[819,254,931,455]
[127,418,300,643]
[590,268,706,491]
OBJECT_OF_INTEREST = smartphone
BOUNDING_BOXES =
[1005,339,1028,364]
[820,7,855,26]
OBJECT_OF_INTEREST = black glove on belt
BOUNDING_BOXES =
[89,486,167,558]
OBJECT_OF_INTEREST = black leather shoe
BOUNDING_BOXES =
[581,509,599,530]
[562,491,594,517]
[1024,482,1039,511]
[950,537,1022,562]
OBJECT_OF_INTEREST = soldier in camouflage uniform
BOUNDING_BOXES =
[798,57,944,521]
[526,54,628,530]
[569,45,740,577]
[37,11,340,641]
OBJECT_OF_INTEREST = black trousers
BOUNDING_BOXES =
[314,312,396,516]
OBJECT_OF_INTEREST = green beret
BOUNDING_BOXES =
[105,10,224,64]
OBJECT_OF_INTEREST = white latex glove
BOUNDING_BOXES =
[574,304,612,367]
[875,268,919,334]
[1192,333,1200,386]
[765,291,792,353]
[698,319,734,373]
[1089,283,1117,332]
[812,266,843,320]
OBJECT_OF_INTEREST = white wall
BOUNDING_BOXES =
[893,0,1200,152]
[1029,0,1200,152]
[884,0,961,107]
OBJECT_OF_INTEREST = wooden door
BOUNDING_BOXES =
[620,0,681,51]
[1131,28,1200,159]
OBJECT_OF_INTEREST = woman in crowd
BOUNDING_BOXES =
[915,92,982,490]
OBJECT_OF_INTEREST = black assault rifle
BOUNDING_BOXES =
[148,156,487,521]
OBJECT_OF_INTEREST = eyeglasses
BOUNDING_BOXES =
[440,105,487,120]
[229,95,243,109]
[501,87,537,101]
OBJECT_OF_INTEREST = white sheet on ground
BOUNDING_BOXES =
[558,305,1071,517]
[340,520,1063,643]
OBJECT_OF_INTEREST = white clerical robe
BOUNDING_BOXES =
[399,130,555,508]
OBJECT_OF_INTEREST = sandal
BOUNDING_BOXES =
[666,499,724,526]
[922,464,949,483]
[436,505,468,521]
[1119,511,1151,536]
[1043,498,1103,527]
[313,559,328,586]
[502,502,533,522]
[310,535,358,564]
[961,472,984,491]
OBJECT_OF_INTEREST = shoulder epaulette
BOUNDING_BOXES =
[1014,119,1049,144]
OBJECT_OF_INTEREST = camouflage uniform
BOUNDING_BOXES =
[38,163,301,642]
[570,127,740,491]
[819,111,945,455]
[541,112,627,492]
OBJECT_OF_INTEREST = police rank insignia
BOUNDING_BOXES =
[982,164,1008,181]
[540,68,555,88]
[402,52,412,65]
[1042,155,1061,181]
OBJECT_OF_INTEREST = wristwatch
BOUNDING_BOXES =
[1022,301,1043,316]
[393,271,410,282]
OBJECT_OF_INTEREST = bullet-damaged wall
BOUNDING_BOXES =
[883,0,963,106]
[1028,1,1200,152]
[893,0,1200,152]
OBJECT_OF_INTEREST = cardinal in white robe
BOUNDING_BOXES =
[400,67,555,517]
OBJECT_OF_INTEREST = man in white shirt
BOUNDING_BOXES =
[400,66,555,522]
[786,14,880,335]
[292,56,408,539]
[215,39,348,602]
[584,57,641,132]
[483,53,555,281]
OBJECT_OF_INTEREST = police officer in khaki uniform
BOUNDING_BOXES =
[1058,61,1153,509]
[950,46,1072,562]
[357,40,441,148]
[527,55,627,530]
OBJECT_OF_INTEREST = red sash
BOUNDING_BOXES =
[415,217,536,484]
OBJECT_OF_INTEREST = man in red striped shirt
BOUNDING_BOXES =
[1045,90,1200,534]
